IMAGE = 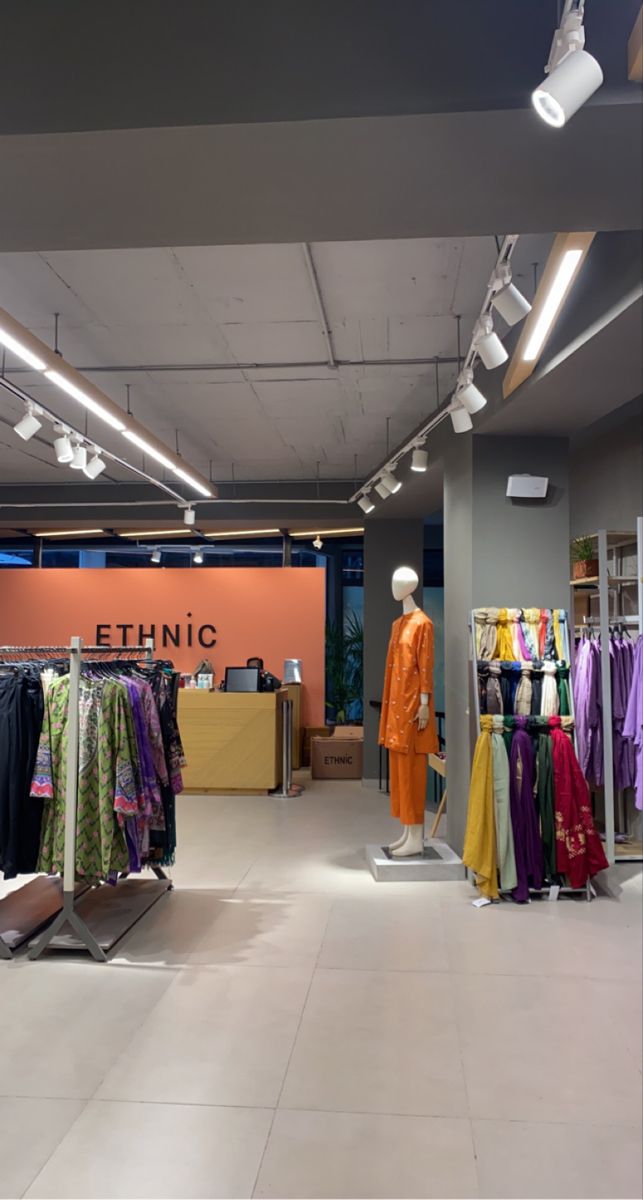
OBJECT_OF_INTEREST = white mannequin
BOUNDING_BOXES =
[388,566,429,858]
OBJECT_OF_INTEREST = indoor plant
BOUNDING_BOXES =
[571,536,599,580]
[325,612,364,725]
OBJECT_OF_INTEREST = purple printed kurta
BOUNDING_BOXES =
[623,637,643,811]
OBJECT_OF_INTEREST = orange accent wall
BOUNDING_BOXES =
[0,567,326,725]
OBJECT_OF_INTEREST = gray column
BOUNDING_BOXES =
[443,433,571,855]
[362,518,424,780]
[472,436,570,608]
[442,434,474,855]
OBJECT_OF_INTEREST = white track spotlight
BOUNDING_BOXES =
[532,4,602,129]
[357,493,375,514]
[473,315,508,370]
[83,448,106,479]
[491,265,532,326]
[455,368,487,415]
[449,403,474,434]
[313,536,323,550]
[13,403,42,441]
[151,547,161,564]
[410,447,429,472]
[183,507,196,526]
[374,478,392,500]
[193,548,204,565]
[380,469,402,494]
[533,50,602,126]
[69,439,87,471]
[53,425,74,464]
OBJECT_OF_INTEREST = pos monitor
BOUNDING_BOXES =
[224,666,261,693]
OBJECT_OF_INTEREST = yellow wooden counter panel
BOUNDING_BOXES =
[178,689,285,793]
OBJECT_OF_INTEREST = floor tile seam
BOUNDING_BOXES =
[17,1095,91,1199]
[250,899,336,1198]
[435,966,643,983]
[88,1096,276,1112]
[79,955,182,1108]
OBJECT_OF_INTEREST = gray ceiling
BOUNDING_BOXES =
[0,233,552,490]
[1,0,638,134]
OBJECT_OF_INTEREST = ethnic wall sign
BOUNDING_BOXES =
[95,616,217,650]
[0,567,325,723]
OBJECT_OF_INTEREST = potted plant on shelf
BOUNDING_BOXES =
[571,536,599,580]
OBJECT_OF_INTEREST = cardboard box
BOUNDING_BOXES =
[311,735,363,780]
[303,725,332,767]
[332,725,363,739]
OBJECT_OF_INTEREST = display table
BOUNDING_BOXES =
[178,689,287,793]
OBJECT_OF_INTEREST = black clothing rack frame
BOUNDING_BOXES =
[0,638,172,961]
[469,609,592,902]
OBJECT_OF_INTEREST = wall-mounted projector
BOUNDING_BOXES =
[506,474,549,500]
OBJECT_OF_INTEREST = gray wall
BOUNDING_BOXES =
[362,518,424,780]
[472,435,571,609]
[442,432,572,855]
[570,397,643,537]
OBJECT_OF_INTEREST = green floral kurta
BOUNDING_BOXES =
[31,676,141,880]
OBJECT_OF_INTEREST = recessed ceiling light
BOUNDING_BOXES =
[32,529,105,538]
[118,529,186,538]
[290,527,364,538]
[203,528,281,539]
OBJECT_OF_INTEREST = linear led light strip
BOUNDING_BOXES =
[0,304,215,499]
[503,232,594,399]
[290,527,364,538]
[32,529,105,538]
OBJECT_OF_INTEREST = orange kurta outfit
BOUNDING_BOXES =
[379,609,438,825]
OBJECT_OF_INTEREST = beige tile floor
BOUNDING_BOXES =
[0,779,641,1199]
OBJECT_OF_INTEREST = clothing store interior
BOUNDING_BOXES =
[0,4,642,1199]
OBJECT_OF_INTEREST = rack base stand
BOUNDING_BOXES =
[0,876,90,959]
[366,839,465,882]
[28,877,172,962]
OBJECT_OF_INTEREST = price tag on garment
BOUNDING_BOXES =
[548,885,561,902]
[472,897,492,908]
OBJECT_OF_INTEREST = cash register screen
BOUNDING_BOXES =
[224,666,261,693]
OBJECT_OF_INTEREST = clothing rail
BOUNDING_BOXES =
[1,637,163,958]
[467,607,590,900]
[27,636,172,961]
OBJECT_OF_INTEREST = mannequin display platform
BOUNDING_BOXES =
[378,566,438,856]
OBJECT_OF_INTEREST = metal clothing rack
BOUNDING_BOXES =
[0,642,92,958]
[0,637,173,961]
[578,523,642,866]
[468,607,592,901]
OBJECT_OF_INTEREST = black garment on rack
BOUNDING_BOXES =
[530,661,544,715]
[0,672,45,878]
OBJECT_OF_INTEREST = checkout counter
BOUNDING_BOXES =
[178,686,301,793]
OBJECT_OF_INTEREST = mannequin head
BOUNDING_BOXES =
[392,566,419,602]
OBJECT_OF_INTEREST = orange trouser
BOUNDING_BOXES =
[389,748,427,825]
